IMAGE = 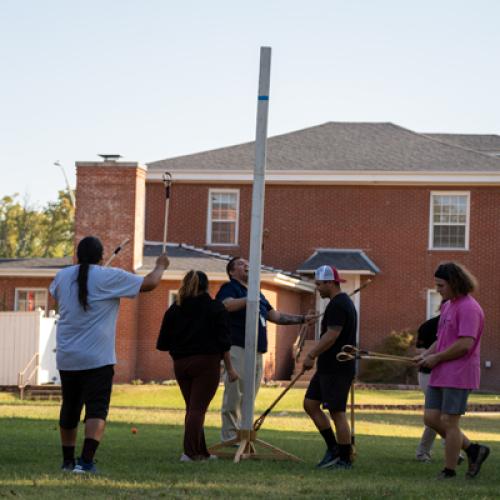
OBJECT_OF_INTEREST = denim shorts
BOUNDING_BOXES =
[425,385,471,415]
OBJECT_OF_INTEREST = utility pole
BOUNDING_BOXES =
[54,161,76,207]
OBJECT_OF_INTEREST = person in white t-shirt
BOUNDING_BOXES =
[49,236,168,474]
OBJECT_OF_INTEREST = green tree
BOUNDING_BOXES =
[41,190,75,257]
[0,190,74,258]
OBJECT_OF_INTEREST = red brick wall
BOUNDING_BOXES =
[75,163,146,270]
[0,278,56,311]
[144,182,500,390]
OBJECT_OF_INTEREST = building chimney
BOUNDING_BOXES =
[74,158,146,271]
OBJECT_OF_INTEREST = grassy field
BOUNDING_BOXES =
[0,385,499,499]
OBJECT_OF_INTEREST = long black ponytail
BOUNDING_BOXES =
[76,236,104,311]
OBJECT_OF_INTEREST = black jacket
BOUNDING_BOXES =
[156,293,231,360]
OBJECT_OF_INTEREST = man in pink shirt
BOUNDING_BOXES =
[417,262,490,480]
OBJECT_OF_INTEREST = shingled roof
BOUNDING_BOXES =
[148,122,500,173]
[0,245,310,290]
[0,257,72,270]
[424,134,500,155]
[297,249,380,275]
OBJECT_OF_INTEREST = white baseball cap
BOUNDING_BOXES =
[314,265,346,283]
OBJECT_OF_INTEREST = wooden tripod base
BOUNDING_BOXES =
[208,429,302,463]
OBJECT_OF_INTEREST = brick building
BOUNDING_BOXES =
[1,122,500,389]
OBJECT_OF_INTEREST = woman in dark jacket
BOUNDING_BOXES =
[157,270,238,461]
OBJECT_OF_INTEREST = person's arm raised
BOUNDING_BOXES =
[140,254,169,292]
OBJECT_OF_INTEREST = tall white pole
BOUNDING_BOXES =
[241,47,272,431]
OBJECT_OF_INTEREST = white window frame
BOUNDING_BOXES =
[14,288,48,313]
[426,289,442,319]
[206,188,240,246]
[428,191,470,251]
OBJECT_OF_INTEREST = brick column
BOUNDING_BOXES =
[74,160,147,381]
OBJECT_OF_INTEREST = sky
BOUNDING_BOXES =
[1,0,499,206]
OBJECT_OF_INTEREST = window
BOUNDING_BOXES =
[168,290,178,306]
[429,192,469,250]
[426,290,442,319]
[15,289,48,314]
[207,189,239,245]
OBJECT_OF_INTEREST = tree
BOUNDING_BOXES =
[0,190,74,258]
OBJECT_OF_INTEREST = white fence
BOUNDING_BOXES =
[0,311,59,386]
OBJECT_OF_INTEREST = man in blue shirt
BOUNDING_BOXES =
[216,257,314,442]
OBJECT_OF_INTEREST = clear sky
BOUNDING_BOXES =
[1,0,499,206]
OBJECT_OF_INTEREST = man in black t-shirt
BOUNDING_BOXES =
[303,265,357,470]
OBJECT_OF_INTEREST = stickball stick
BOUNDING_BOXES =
[162,172,172,253]
[253,369,305,431]
[350,381,356,459]
[340,345,414,362]
[104,238,130,267]
[337,351,415,363]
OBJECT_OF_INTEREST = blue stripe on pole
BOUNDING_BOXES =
[258,96,269,100]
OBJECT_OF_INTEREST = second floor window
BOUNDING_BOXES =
[429,192,469,250]
[207,189,239,245]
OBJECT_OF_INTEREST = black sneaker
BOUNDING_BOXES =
[61,459,75,472]
[437,469,456,480]
[466,444,490,479]
[316,448,340,469]
[331,459,352,470]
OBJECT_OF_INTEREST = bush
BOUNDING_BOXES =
[358,329,417,384]
[131,379,143,385]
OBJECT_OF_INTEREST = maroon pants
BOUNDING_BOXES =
[173,354,221,459]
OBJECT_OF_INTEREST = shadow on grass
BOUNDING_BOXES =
[0,414,499,499]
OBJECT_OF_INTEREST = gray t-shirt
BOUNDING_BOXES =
[49,265,143,371]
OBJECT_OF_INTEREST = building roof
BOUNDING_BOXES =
[424,134,500,155]
[148,122,500,173]
[297,249,380,275]
[141,242,306,280]
[0,257,72,270]
[0,244,314,292]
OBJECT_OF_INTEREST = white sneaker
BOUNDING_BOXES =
[416,453,432,463]
[208,454,218,460]
[180,453,193,462]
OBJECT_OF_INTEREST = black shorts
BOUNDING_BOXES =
[305,371,353,412]
[59,365,114,429]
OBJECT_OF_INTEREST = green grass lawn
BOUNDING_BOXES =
[1,385,499,499]
[2,384,499,409]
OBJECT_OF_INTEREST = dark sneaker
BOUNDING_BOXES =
[466,445,490,479]
[61,459,75,472]
[437,469,456,480]
[72,457,97,475]
[316,448,340,469]
[331,459,353,470]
